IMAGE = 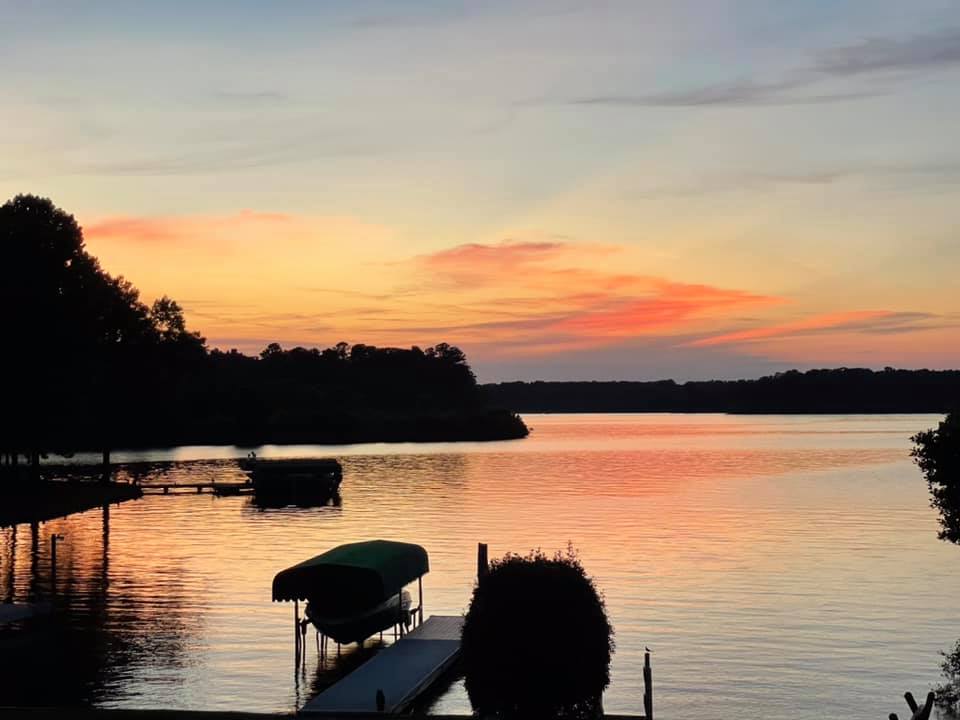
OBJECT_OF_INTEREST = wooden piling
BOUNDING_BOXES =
[294,599,301,661]
[477,542,488,580]
[643,649,653,720]
[101,449,111,485]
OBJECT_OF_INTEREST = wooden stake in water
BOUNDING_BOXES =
[477,542,488,580]
[294,599,300,662]
[643,649,653,720]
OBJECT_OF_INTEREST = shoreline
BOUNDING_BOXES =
[0,482,143,528]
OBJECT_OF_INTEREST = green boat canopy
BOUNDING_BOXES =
[272,540,429,614]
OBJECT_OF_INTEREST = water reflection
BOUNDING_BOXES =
[0,505,202,706]
[246,492,343,512]
[0,414,955,720]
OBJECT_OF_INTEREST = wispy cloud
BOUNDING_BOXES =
[570,77,881,108]
[632,159,960,197]
[401,239,779,355]
[690,310,948,347]
[816,28,960,76]
[565,27,960,108]
[212,90,289,104]
[85,210,292,243]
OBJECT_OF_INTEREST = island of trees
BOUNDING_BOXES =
[484,370,960,414]
[0,194,528,471]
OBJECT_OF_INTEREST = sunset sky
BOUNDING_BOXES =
[3,1,958,381]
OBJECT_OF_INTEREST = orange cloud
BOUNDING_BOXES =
[403,240,780,355]
[80,213,946,368]
[690,310,912,347]
[84,210,293,243]
[556,285,777,339]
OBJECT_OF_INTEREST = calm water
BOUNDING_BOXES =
[2,414,957,719]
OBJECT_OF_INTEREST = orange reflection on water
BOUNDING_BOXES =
[1,414,955,719]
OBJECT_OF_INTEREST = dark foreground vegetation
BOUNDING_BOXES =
[0,194,527,468]
[462,546,614,719]
[485,368,960,414]
[913,413,960,713]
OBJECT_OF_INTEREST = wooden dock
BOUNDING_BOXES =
[301,615,463,715]
[139,482,253,496]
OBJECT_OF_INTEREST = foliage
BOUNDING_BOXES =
[935,639,960,715]
[912,413,960,544]
[1,194,200,455]
[461,545,614,719]
[486,369,960,413]
[1,194,527,456]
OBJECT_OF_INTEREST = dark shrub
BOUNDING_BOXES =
[935,639,960,713]
[461,546,614,719]
[912,412,960,544]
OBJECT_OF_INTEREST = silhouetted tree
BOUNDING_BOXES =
[485,369,960,414]
[0,195,527,458]
[461,546,614,719]
[912,412,960,544]
[0,195,206,472]
[913,413,960,713]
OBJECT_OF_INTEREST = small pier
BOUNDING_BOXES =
[140,482,253,496]
[301,615,463,715]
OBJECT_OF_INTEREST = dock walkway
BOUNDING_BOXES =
[301,615,463,715]
[139,482,253,495]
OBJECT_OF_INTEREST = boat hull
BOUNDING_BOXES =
[306,590,411,646]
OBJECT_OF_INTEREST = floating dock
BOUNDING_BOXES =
[301,615,463,715]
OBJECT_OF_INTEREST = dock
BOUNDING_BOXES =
[140,482,253,496]
[301,615,463,715]
[0,482,143,527]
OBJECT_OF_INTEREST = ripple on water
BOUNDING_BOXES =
[1,413,954,720]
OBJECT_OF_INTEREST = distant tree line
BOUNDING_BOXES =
[0,195,527,476]
[484,369,960,414]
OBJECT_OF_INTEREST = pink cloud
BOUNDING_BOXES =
[690,310,896,347]
[406,239,781,354]
[84,210,293,243]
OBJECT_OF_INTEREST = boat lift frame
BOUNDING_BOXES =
[294,575,425,664]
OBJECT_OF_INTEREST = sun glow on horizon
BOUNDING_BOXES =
[4,1,959,379]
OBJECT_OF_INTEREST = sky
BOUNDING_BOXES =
[2,0,959,382]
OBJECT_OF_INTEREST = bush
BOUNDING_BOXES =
[935,639,960,714]
[912,412,960,544]
[461,545,614,719]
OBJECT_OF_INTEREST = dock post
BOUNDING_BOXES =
[643,649,653,720]
[294,600,301,661]
[101,449,111,485]
[477,542,489,580]
[418,576,424,626]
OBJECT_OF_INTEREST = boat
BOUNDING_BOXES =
[239,455,342,503]
[305,590,412,645]
[272,539,428,646]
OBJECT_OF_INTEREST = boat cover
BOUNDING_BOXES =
[272,540,428,614]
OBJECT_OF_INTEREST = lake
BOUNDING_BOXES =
[1,413,956,719]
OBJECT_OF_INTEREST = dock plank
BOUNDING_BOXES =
[301,615,462,715]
